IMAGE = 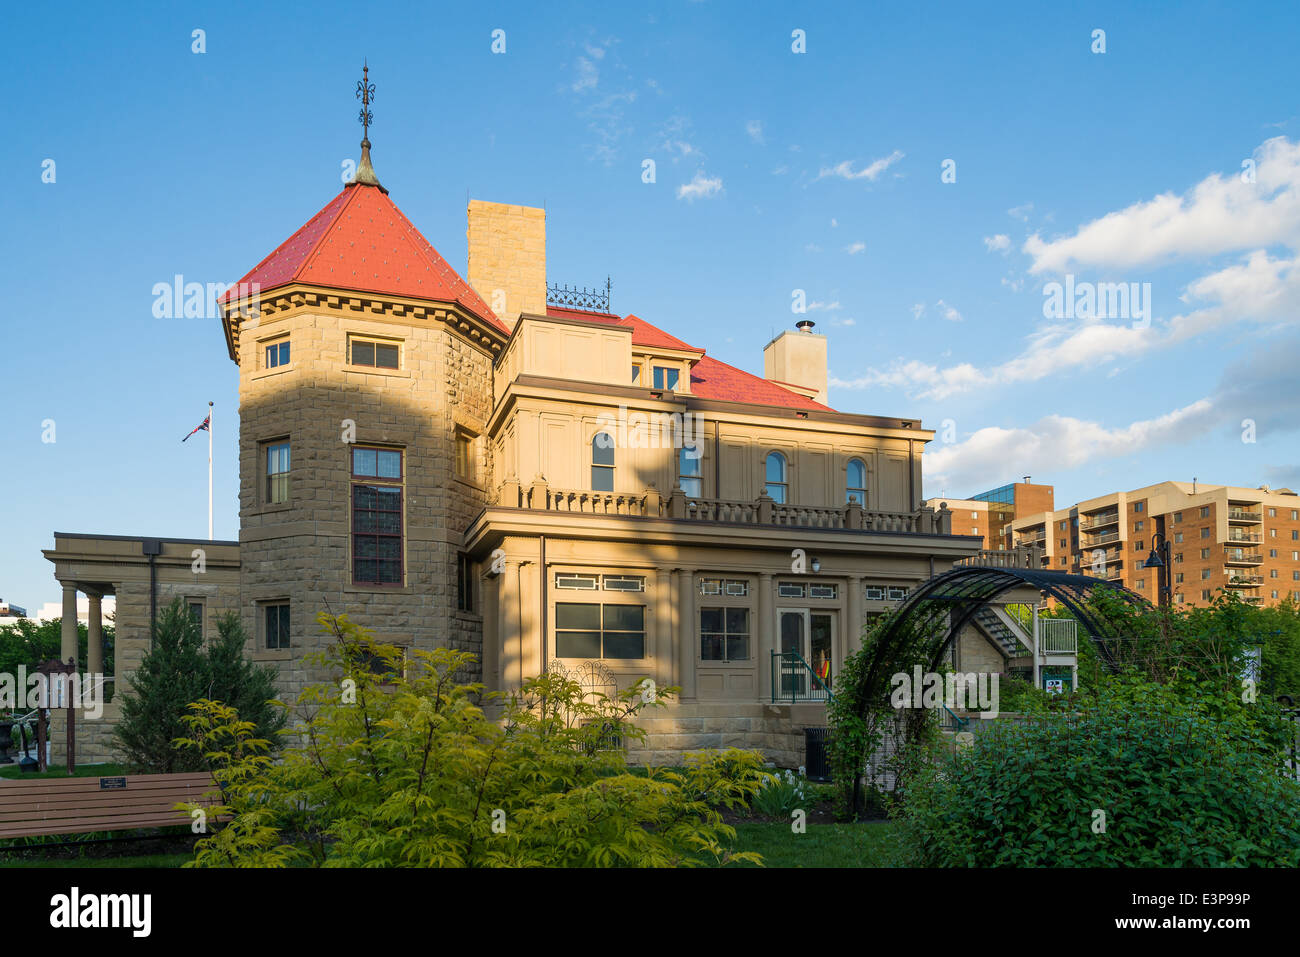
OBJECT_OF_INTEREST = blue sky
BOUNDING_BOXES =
[4,0,1300,611]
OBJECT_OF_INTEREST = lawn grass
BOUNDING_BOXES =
[725,819,905,867]
[0,762,127,780]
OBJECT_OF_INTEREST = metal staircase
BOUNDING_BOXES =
[972,605,1030,658]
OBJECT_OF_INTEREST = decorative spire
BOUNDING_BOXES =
[352,60,386,191]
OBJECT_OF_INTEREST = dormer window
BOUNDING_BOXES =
[652,365,679,390]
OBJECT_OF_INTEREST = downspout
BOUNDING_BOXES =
[540,535,548,674]
[907,439,916,511]
[143,538,162,648]
[713,419,720,496]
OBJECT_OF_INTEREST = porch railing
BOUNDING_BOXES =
[1039,618,1077,655]
[770,651,833,704]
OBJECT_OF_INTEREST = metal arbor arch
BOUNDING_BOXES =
[849,565,1152,724]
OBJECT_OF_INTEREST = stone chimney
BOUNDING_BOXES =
[763,320,828,405]
[467,200,547,328]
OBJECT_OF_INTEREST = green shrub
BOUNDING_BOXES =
[897,675,1300,866]
[175,612,770,867]
[114,600,283,773]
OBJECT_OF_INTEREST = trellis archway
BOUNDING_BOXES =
[842,566,1150,814]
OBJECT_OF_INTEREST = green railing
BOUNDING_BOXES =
[770,651,833,703]
[938,703,969,732]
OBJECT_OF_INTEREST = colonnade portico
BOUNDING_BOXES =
[58,582,112,680]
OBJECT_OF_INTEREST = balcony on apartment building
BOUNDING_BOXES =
[1078,510,1120,531]
[1083,529,1123,546]
[1080,566,1125,582]
[1227,506,1264,524]
[498,481,956,535]
[1223,546,1265,566]
[1225,530,1262,543]
[1224,573,1264,588]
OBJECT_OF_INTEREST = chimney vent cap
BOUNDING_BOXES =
[795,319,815,333]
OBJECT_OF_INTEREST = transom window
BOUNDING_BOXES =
[265,441,290,504]
[556,573,599,590]
[602,575,645,592]
[592,433,615,492]
[679,445,703,498]
[778,582,805,598]
[349,335,400,370]
[699,578,749,597]
[700,607,750,662]
[264,339,290,369]
[652,366,679,390]
[765,452,788,503]
[846,458,867,506]
[351,446,403,586]
[555,602,645,659]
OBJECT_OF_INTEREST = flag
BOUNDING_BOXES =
[182,415,210,442]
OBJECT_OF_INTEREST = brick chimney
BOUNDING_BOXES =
[763,320,828,405]
[466,200,547,328]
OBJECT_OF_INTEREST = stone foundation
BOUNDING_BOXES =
[48,701,123,766]
[627,700,828,769]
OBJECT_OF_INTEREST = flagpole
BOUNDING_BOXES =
[208,401,214,540]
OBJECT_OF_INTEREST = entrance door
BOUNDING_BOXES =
[777,608,807,697]
[777,609,836,696]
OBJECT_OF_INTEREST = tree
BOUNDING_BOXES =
[0,617,115,680]
[114,599,283,773]
[174,612,768,867]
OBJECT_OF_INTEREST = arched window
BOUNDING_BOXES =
[679,444,703,498]
[592,433,615,491]
[764,452,787,503]
[846,458,867,506]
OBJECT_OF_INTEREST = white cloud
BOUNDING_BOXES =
[983,234,1011,253]
[804,242,821,253]
[1008,203,1034,222]
[772,164,789,175]
[816,150,904,183]
[572,56,599,93]
[657,115,702,161]
[936,299,962,322]
[806,300,841,311]
[1024,137,1300,274]
[845,241,866,255]
[677,171,723,202]
[911,303,925,320]
[1001,276,1024,292]
[832,317,857,327]
[830,218,838,227]
[924,400,1216,493]
[746,120,764,144]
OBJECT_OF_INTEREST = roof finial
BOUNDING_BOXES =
[352,59,386,191]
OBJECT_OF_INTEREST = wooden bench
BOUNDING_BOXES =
[0,772,224,839]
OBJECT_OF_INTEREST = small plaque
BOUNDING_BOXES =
[99,776,127,790]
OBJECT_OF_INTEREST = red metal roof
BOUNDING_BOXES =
[690,355,832,411]
[545,306,827,410]
[222,184,508,334]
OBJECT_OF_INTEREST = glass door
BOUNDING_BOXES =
[778,609,808,697]
[810,613,834,689]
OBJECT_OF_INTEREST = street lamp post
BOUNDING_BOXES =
[1142,532,1174,608]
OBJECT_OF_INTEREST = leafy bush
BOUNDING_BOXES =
[897,675,1300,866]
[175,612,770,867]
[114,599,283,773]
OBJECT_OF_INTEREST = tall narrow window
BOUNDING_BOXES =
[846,458,866,505]
[266,441,290,504]
[352,447,403,586]
[592,433,615,491]
[456,553,475,612]
[765,452,787,503]
[264,602,290,650]
[679,444,702,498]
[454,432,473,480]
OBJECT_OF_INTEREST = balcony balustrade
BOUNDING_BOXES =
[498,480,956,535]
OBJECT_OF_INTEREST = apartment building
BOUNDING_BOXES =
[1008,481,1300,607]
[924,479,1056,552]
